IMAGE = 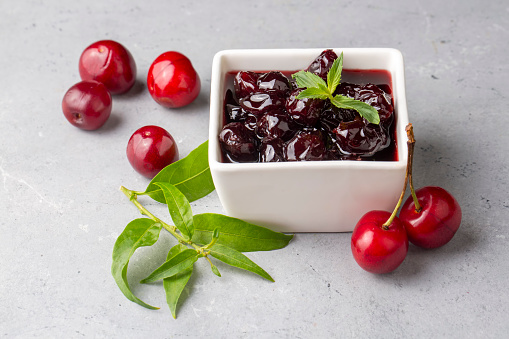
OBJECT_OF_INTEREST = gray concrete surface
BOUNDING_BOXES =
[1,0,508,337]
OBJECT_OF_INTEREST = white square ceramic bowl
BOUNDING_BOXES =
[209,48,409,233]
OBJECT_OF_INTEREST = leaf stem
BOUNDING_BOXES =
[382,123,416,229]
[202,228,220,250]
[203,255,214,268]
[120,186,202,252]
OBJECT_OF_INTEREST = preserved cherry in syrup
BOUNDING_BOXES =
[219,122,258,162]
[218,50,397,163]
[239,91,286,116]
[260,138,285,162]
[285,88,325,127]
[234,71,260,99]
[333,116,390,157]
[257,71,291,95]
[256,110,297,141]
[285,129,326,161]
[305,49,338,81]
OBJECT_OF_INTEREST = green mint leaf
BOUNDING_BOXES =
[295,87,330,100]
[141,249,199,284]
[111,218,162,310]
[154,182,194,240]
[144,140,214,203]
[292,70,328,92]
[163,244,193,319]
[327,52,343,93]
[331,95,381,125]
[191,213,293,252]
[292,52,381,125]
[209,244,274,282]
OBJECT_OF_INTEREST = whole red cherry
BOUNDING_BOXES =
[351,210,409,274]
[399,186,462,249]
[79,40,137,95]
[62,80,112,130]
[126,125,179,179]
[147,51,201,108]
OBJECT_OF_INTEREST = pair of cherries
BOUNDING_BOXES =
[351,124,462,274]
[61,40,200,178]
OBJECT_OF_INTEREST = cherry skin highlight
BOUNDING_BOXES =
[79,40,137,95]
[126,125,179,179]
[62,80,112,131]
[399,186,462,249]
[351,210,409,274]
[147,51,201,108]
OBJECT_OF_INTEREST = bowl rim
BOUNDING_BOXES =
[209,47,408,172]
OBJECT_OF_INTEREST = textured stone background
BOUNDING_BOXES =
[0,0,508,337]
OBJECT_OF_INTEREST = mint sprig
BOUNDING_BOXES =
[292,52,380,125]
[112,140,293,318]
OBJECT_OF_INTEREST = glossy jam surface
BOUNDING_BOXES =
[218,50,398,163]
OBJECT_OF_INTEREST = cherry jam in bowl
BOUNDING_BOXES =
[209,48,409,232]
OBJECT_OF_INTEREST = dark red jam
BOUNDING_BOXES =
[219,50,398,163]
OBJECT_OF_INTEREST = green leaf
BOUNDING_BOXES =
[155,182,194,239]
[141,249,199,284]
[163,244,193,319]
[331,95,381,125]
[291,51,380,125]
[295,87,330,100]
[209,244,274,282]
[210,264,221,277]
[144,140,214,203]
[292,70,328,92]
[327,52,343,93]
[111,218,162,310]
[191,213,293,252]
[212,228,220,240]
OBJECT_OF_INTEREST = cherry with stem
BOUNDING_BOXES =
[399,126,462,249]
[350,124,416,274]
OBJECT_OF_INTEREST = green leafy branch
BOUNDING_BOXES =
[111,141,293,318]
[292,52,381,125]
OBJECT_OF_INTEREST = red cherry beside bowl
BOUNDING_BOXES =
[79,40,137,95]
[62,80,112,130]
[147,51,201,108]
[351,210,409,274]
[126,125,179,179]
[399,186,462,249]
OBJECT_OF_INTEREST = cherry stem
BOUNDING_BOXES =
[382,123,416,229]
[405,126,422,212]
